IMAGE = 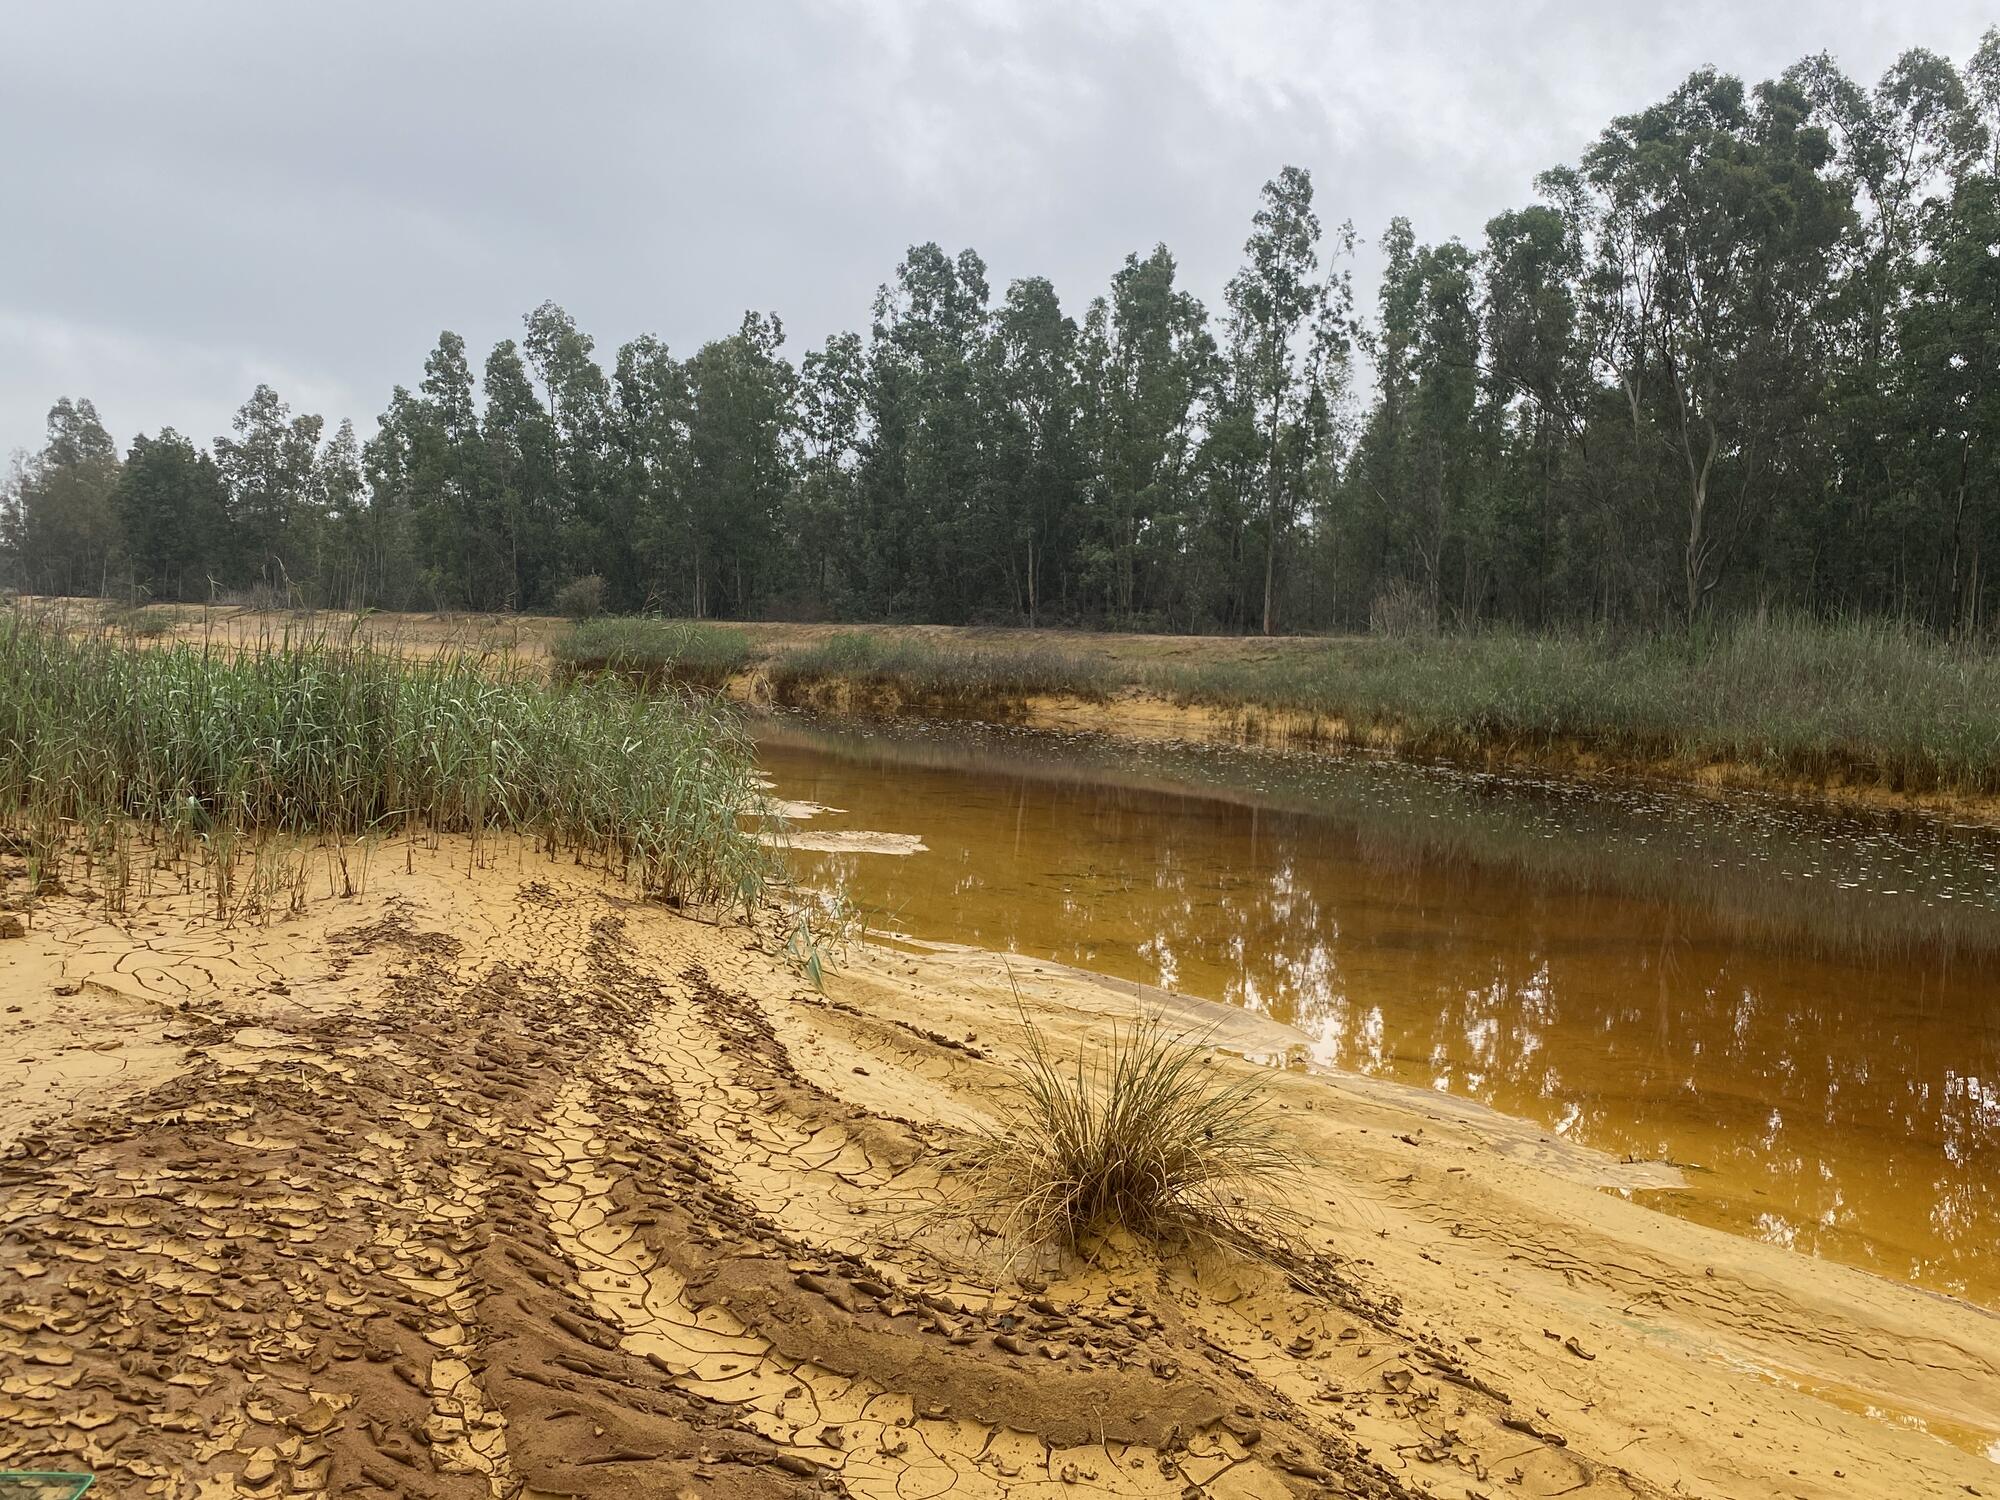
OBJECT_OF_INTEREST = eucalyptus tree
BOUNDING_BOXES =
[361,332,492,609]
[1787,49,1979,609]
[789,330,866,612]
[982,276,1081,624]
[522,302,618,596]
[1224,167,1351,634]
[1344,218,1424,621]
[214,385,323,599]
[481,339,562,609]
[1898,123,2000,632]
[414,330,494,606]
[1482,195,1589,621]
[312,419,367,608]
[116,429,228,601]
[1,398,124,597]
[1402,240,1487,622]
[611,333,693,612]
[1584,70,1852,626]
[1082,246,1214,624]
[858,244,991,619]
[682,312,793,618]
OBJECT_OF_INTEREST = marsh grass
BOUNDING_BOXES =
[766,631,1115,710]
[551,617,754,689]
[1150,615,2000,795]
[942,1011,1302,1256]
[0,613,774,917]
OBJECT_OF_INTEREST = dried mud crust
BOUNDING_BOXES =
[0,874,1437,1500]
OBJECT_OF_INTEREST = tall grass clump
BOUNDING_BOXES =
[0,615,773,908]
[945,1013,1300,1255]
[767,631,1115,710]
[551,617,754,689]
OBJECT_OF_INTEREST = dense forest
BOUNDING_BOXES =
[7,35,2000,635]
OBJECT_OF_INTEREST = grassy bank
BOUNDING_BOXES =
[0,616,772,907]
[1149,617,2000,796]
[761,630,1115,711]
[549,617,753,688]
[551,613,2000,798]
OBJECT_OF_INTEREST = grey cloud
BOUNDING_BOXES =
[2,0,1992,457]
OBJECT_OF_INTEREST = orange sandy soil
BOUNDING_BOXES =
[2,835,1997,1498]
[51,599,2000,827]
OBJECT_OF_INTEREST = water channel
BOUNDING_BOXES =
[754,711,2000,1308]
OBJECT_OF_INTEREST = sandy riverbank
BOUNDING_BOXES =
[2,839,1996,1498]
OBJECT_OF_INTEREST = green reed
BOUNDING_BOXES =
[550,617,754,689]
[1150,615,2000,795]
[765,631,1115,708]
[0,613,774,910]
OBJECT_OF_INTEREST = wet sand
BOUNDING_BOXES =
[3,839,1997,1497]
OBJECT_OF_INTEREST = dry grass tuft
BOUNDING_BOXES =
[945,1012,1302,1256]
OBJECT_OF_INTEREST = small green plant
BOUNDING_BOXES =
[775,883,869,990]
[945,1011,1301,1254]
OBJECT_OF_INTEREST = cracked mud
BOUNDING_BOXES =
[2,839,1997,1499]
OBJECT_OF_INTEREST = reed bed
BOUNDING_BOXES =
[0,614,773,910]
[765,631,1116,709]
[550,617,754,689]
[1151,616,2000,795]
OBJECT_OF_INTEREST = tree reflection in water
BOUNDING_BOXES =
[755,713,2000,1305]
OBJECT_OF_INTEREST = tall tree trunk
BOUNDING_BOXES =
[1027,535,1037,627]
[1262,403,1283,637]
[1261,524,1277,637]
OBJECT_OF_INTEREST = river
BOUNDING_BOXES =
[753,710,2000,1308]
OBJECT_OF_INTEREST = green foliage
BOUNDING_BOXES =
[0,613,773,908]
[8,29,2000,641]
[116,429,228,601]
[1,399,123,597]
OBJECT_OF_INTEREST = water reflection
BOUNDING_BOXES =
[754,713,2000,1306]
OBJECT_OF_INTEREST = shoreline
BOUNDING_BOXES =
[57,598,1998,828]
[3,836,1996,1496]
[738,674,2000,829]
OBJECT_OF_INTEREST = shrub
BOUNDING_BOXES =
[554,575,608,620]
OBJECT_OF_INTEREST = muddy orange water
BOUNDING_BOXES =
[755,713,2000,1308]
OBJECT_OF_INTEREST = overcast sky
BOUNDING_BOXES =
[4,0,1994,460]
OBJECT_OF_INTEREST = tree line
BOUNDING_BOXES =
[8,33,2000,636]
